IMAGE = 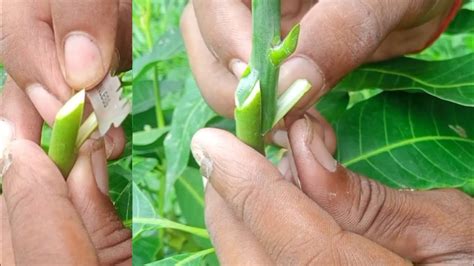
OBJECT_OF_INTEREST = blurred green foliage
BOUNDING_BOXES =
[132,0,219,265]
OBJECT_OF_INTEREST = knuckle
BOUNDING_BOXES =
[272,236,323,265]
[351,176,416,239]
[230,184,262,223]
[349,176,386,234]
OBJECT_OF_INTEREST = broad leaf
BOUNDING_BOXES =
[134,127,170,146]
[132,182,157,233]
[446,9,474,34]
[146,248,215,266]
[336,92,474,195]
[109,159,133,223]
[316,90,350,123]
[133,28,184,80]
[411,33,474,61]
[336,54,474,106]
[164,78,216,196]
[133,80,155,114]
[175,168,205,228]
[132,182,160,265]
[175,167,212,249]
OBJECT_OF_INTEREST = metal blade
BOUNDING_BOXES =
[87,74,131,135]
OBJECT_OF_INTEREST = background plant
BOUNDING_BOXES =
[132,0,473,265]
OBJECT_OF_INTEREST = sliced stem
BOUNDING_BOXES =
[48,90,85,177]
[235,81,264,154]
[272,79,312,128]
[76,113,99,149]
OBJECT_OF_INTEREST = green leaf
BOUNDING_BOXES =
[175,168,212,249]
[335,92,474,195]
[410,33,474,61]
[134,28,184,80]
[446,9,474,34]
[316,91,350,123]
[132,182,160,264]
[132,182,157,234]
[164,78,216,196]
[133,217,209,238]
[133,80,155,114]
[134,127,170,146]
[175,168,205,228]
[336,54,474,107]
[109,159,133,222]
[464,0,474,10]
[146,248,215,266]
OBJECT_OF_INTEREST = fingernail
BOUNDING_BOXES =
[0,118,15,177]
[64,33,105,89]
[25,84,63,126]
[272,130,289,148]
[303,115,337,172]
[279,56,325,100]
[191,143,213,179]
[229,59,248,78]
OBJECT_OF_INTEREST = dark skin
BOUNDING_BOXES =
[1,3,133,262]
[191,118,474,264]
[185,1,473,263]
[0,79,132,265]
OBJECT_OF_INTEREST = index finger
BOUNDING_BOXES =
[192,0,252,67]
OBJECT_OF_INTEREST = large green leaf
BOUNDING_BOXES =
[134,127,170,146]
[336,54,474,106]
[132,182,160,265]
[133,28,184,80]
[108,159,132,223]
[335,92,474,194]
[446,9,474,34]
[175,168,205,228]
[146,248,215,266]
[411,33,474,61]
[132,182,157,233]
[164,78,216,196]
[175,167,212,249]
[316,90,349,123]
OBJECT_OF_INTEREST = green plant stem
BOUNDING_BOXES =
[251,0,281,133]
[48,90,85,177]
[235,0,304,154]
[153,67,166,128]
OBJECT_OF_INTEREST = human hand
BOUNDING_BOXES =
[190,117,473,264]
[2,0,132,159]
[0,82,131,265]
[181,0,459,119]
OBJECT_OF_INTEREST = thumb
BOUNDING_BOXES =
[3,140,97,265]
[51,1,119,90]
[289,117,474,264]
